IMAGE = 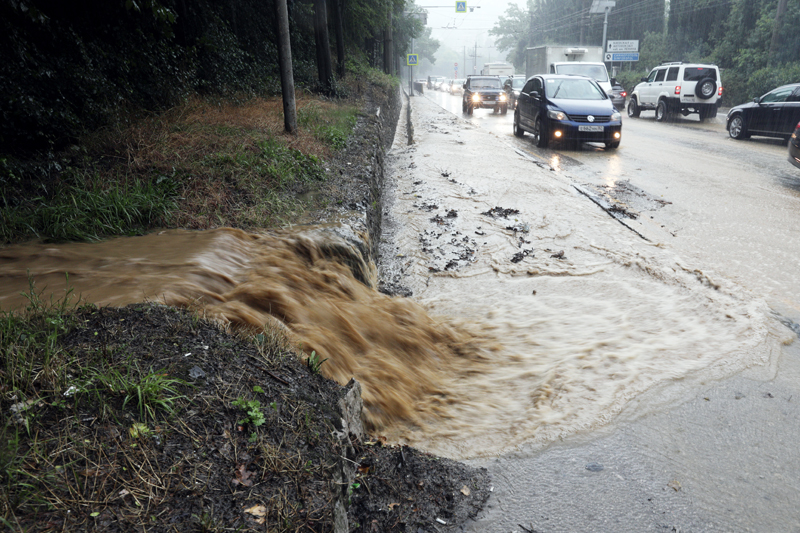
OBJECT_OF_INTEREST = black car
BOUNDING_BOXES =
[503,75,526,109]
[790,121,800,169]
[727,83,800,141]
[462,76,508,115]
[513,74,622,149]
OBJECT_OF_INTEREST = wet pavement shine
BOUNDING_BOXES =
[1,86,799,532]
[386,89,800,532]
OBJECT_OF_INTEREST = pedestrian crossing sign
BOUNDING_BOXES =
[406,54,419,66]
[456,1,467,13]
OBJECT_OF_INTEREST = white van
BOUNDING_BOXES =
[549,62,612,96]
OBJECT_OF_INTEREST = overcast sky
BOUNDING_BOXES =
[416,0,528,74]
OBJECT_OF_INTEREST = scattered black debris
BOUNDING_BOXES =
[482,207,520,218]
[506,223,530,233]
[416,202,439,211]
[413,180,423,185]
[585,462,604,472]
[511,249,534,263]
[551,250,565,259]
[475,230,485,236]
[378,282,413,297]
[446,209,458,218]
[763,392,774,399]
[441,171,450,178]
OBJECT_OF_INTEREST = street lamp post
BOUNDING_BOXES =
[590,0,616,55]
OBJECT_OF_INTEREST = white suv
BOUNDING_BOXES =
[627,62,722,122]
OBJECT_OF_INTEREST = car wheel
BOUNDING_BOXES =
[728,114,748,140]
[501,105,508,115]
[533,118,548,148]
[696,79,717,100]
[656,100,668,122]
[627,98,640,118]
[513,110,525,137]
[605,141,620,150]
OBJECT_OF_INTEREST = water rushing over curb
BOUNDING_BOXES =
[0,223,778,459]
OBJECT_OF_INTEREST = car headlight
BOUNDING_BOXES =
[611,111,621,121]
[472,93,481,102]
[499,93,507,102]
[548,109,567,121]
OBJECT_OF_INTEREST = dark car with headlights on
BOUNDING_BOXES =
[727,83,800,141]
[462,76,508,115]
[789,121,800,169]
[503,75,526,109]
[513,74,622,149]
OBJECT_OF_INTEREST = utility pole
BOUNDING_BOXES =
[590,1,615,56]
[384,10,393,76]
[274,0,297,134]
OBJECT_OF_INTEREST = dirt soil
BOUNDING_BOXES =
[2,84,492,532]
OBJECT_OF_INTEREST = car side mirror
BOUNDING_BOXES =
[641,77,648,82]
[531,91,540,99]
[753,97,760,104]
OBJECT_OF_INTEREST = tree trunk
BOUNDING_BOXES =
[275,0,297,134]
[331,0,346,77]
[769,0,789,63]
[313,0,334,94]
[383,10,393,76]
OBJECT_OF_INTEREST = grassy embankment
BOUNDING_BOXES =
[1,93,359,245]
[1,65,400,530]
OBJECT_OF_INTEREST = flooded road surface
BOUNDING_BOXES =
[1,87,799,530]
[425,89,800,321]
[420,89,800,530]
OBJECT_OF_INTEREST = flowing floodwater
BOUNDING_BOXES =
[1,96,791,466]
[0,218,779,460]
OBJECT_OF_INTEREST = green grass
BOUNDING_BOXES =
[87,364,188,423]
[298,103,358,151]
[0,173,177,244]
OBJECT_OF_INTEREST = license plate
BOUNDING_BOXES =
[578,125,604,132]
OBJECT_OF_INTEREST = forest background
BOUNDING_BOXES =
[489,0,800,108]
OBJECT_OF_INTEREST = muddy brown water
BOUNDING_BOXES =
[0,223,779,460]
[0,228,498,438]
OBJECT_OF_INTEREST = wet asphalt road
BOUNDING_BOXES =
[425,89,800,324]
[412,89,800,532]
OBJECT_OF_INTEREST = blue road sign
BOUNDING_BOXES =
[605,52,640,62]
[406,54,419,66]
[456,1,467,13]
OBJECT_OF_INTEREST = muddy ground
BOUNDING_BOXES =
[2,85,492,532]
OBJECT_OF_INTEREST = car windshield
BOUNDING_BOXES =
[683,67,716,81]
[545,78,606,100]
[554,64,609,82]
[511,78,525,89]
[470,78,501,89]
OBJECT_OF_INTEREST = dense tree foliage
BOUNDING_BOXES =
[0,0,431,156]
[490,0,800,106]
